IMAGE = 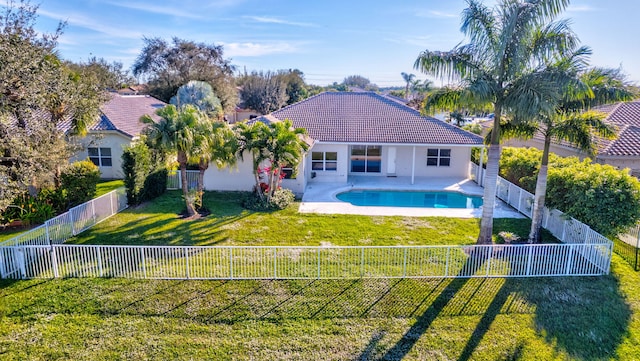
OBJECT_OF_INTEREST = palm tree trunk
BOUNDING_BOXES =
[197,158,208,207]
[252,152,264,201]
[478,107,503,244]
[528,135,551,243]
[178,151,196,217]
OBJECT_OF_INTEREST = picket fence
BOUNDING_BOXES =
[166,170,199,190]
[0,188,128,247]
[0,243,611,280]
[0,166,615,280]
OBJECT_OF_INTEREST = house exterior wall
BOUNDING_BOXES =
[305,143,350,184]
[394,146,472,178]
[203,153,256,191]
[71,131,132,179]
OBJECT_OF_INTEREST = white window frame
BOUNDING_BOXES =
[312,151,338,172]
[88,147,112,167]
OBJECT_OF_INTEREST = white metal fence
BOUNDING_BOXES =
[0,188,128,247]
[0,243,612,280]
[167,170,199,190]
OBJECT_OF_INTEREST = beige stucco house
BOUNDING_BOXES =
[506,101,640,176]
[203,92,484,195]
[64,93,166,179]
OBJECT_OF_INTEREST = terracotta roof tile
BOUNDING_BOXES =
[265,92,483,145]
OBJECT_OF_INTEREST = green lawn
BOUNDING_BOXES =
[68,190,553,247]
[2,190,637,360]
[95,180,124,197]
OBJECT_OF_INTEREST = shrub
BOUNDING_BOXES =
[61,160,101,207]
[270,188,295,209]
[242,188,295,211]
[122,142,152,205]
[0,193,55,226]
[142,168,168,201]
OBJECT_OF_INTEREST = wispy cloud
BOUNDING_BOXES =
[415,10,458,19]
[222,41,299,57]
[103,1,204,19]
[244,16,317,27]
[567,5,596,12]
[38,8,143,39]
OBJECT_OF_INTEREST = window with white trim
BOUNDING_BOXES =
[312,151,337,171]
[427,148,451,167]
[88,147,112,167]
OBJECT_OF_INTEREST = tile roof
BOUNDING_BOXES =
[594,101,640,156]
[57,93,166,138]
[265,92,483,145]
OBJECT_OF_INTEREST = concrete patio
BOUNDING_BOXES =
[299,176,525,218]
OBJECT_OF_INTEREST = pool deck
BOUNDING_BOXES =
[299,176,525,218]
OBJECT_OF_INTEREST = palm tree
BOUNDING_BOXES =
[415,0,578,244]
[505,64,635,242]
[401,72,416,100]
[236,121,270,200]
[143,104,200,217]
[192,119,238,206]
[262,119,309,201]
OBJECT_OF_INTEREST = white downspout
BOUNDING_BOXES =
[478,146,486,187]
[411,146,416,185]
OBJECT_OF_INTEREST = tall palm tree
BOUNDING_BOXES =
[401,72,416,100]
[415,0,578,244]
[143,104,200,217]
[505,64,635,242]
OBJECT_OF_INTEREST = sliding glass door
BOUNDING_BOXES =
[350,145,381,173]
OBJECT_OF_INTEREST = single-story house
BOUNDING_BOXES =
[505,100,640,176]
[203,92,484,195]
[64,93,166,179]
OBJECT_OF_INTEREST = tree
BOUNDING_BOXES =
[238,71,288,114]
[236,121,270,201]
[415,0,578,244]
[502,61,635,242]
[132,37,238,113]
[401,72,416,100]
[67,56,135,91]
[142,105,201,217]
[0,0,106,210]
[343,75,371,88]
[170,80,223,120]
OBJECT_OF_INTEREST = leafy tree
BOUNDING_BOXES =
[170,80,223,119]
[60,160,101,207]
[415,0,578,244]
[236,121,271,201]
[122,141,152,205]
[342,75,371,88]
[142,105,201,217]
[0,0,106,211]
[238,71,288,114]
[67,56,135,91]
[132,37,238,113]
[278,69,309,105]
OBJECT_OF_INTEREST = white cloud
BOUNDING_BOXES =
[222,42,299,57]
[567,5,596,12]
[103,1,204,19]
[38,9,143,39]
[244,16,317,27]
[415,10,458,19]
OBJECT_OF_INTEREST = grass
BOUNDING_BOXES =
[3,190,635,359]
[0,256,638,360]
[68,190,552,247]
[95,180,124,197]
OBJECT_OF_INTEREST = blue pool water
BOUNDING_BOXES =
[336,190,483,209]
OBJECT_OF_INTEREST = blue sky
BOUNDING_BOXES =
[24,0,640,86]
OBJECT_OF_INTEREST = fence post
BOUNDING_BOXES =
[178,170,182,190]
[506,183,510,202]
[273,248,277,279]
[445,247,450,277]
[485,246,492,276]
[0,248,6,279]
[50,245,59,278]
[17,247,26,279]
[565,244,574,275]
[91,199,97,224]
[69,210,76,236]
[96,246,103,277]
[517,189,523,212]
[526,246,534,276]
[184,248,190,279]
[360,247,364,277]
[403,247,408,277]
[229,248,234,279]
[45,221,51,245]
[139,248,146,279]
[317,248,321,279]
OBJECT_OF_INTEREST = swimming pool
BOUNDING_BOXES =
[336,190,483,209]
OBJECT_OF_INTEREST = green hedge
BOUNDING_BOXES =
[122,142,166,206]
[61,160,101,207]
[499,147,640,237]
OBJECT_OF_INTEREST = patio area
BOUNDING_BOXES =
[299,176,525,218]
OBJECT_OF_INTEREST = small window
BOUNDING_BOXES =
[87,147,112,167]
[427,148,451,167]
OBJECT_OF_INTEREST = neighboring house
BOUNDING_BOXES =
[63,93,166,179]
[204,92,484,195]
[506,101,640,176]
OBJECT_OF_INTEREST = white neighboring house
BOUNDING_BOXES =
[203,92,484,196]
[62,93,166,179]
